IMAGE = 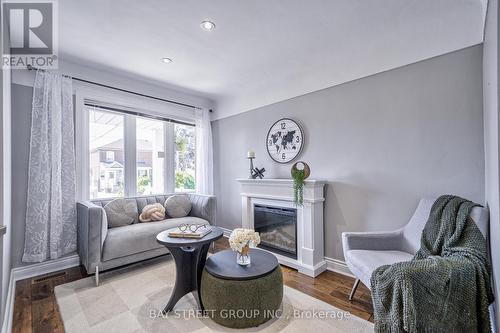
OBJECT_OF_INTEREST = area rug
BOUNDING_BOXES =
[54,257,374,332]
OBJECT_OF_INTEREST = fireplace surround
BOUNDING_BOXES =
[237,178,326,277]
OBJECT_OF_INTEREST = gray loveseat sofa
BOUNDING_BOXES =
[77,194,215,284]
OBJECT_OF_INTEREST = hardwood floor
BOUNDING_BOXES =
[12,238,373,332]
[12,266,87,333]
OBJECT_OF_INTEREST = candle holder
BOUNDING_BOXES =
[248,156,255,179]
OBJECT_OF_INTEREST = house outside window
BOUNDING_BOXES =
[89,110,125,198]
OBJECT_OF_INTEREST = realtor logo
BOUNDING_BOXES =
[2,0,58,69]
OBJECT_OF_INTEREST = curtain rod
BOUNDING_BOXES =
[84,101,195,127]
[26,65,213,113]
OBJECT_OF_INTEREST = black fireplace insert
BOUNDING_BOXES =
[254,204,297,259]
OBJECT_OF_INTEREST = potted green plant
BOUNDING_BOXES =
[291,161,310,206]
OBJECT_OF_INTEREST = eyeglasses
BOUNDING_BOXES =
[178,223,207,233]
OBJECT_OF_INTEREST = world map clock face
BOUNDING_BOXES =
[266,118,304,163]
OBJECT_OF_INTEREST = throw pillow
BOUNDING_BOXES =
[139,203,166,222]
[104,198,138,228]
[164,195,192,218]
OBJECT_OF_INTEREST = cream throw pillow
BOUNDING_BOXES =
[164,195,192,218]
[139,203,166,222]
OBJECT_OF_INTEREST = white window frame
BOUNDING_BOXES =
[75,84,196,201]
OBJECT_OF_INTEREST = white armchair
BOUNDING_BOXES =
[341,198,489,300]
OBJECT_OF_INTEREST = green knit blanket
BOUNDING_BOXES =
[370,195,494,333]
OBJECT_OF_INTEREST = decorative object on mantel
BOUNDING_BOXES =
[229,228,261,265]
[247,150,266,179]
[266,118,304,164]
[247,150,255,179]
[251,167,266,179]
[291,161,310,206]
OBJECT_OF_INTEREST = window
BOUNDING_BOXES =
[136,117,165,195]
[89,109,124,199]
[174,123,196,192]
[105,151,115,162]
[85,102,196,199]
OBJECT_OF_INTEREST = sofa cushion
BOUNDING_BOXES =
[345,249,413,289]
[102,216,209,261]
[104,198,138,228]
[164,195,192,218]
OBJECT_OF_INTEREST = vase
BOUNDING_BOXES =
[237,244,251,266]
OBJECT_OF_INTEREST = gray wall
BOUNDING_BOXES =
[0,42,4,327]
[11,83,35,268]
[0,48,5,328]
[483,0,499,329]
[212,45,485,261]
[1,39,12,327]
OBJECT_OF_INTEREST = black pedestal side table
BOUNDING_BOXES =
[156,227,223,313]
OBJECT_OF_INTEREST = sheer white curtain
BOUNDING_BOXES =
[23,70,77,262]
[195,108,214,195]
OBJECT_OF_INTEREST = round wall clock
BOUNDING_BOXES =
[266,118,304,164]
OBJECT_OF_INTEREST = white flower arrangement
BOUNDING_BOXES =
[229,228,261,253]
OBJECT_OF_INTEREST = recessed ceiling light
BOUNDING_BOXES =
[200,20,216,31]
[161,57,173,64]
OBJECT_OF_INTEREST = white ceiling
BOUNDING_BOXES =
[59,0,487,120]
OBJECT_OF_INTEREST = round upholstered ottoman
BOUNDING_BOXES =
[201,249,283,328]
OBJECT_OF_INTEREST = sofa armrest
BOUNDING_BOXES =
[188,194,216,225]
[77,201,107,274]
[342,229,404,253]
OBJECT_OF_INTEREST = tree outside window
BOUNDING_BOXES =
[175,124,196,192]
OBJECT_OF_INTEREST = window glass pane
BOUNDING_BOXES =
[89,109,124,199]
[174,124,196,192]
[136,117,165,195]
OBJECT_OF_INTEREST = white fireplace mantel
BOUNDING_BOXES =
[236,178,326,277]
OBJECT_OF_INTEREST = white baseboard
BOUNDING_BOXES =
[324,256,354,278]
[11,254,80,282]
[1,254,80,333]
[218,227,232,238]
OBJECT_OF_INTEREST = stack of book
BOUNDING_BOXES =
[168,226,213,239]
